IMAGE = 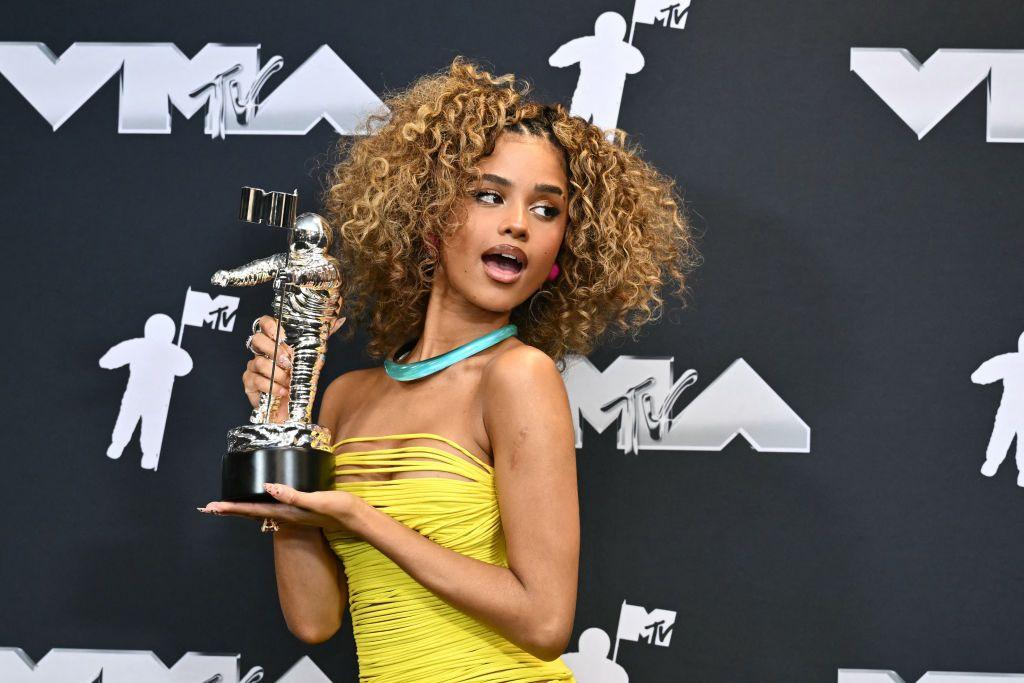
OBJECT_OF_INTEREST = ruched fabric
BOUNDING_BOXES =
[324,432,576,683]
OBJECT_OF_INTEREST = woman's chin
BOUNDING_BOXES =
[437,268,533,313]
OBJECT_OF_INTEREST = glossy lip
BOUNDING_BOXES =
[481,243,529,269]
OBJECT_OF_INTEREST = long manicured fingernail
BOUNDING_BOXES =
[278,354,292,369]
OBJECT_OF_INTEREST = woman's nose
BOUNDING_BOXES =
[500,204,528,238]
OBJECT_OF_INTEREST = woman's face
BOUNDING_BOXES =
[438,131,569,314]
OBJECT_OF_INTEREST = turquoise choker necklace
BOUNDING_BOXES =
[384,324,518,381]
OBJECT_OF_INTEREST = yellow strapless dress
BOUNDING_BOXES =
[324,432,577,683]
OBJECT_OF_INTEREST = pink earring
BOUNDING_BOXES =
[546,262,560,282]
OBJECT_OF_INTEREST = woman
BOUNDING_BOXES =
[199,56,700,681]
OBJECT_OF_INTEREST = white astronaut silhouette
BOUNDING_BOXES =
[549,11,645,134]
[971,330,1024,487]
[99,313,193,471]
[562,627,630,682]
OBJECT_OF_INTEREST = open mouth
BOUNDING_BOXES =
[481,253,524,283]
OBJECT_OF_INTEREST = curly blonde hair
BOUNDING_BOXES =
[321,56,702,367]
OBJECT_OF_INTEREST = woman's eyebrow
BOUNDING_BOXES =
[481,173,564,197]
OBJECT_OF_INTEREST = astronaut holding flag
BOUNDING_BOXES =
[99,287,239,471]
[549,2,692,137]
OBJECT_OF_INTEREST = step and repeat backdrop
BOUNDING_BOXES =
[1,1,1022,681]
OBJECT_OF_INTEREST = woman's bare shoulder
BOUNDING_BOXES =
[478,340,574,470]
[318,366,383,426]
[480,341,562,398]
[484,339,555,370]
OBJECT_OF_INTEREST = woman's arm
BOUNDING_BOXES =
[342,346,580,660]
[271,374,352,644]
[272,525,348,643]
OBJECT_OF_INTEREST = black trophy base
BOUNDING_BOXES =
[221,445,335,502]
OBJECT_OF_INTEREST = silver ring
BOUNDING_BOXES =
[251,317,262,334]
[261,517,280,533]
[245,334,257,354]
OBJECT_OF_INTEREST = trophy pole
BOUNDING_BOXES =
[264,249,292,425]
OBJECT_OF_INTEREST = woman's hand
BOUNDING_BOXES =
[243,312,346,422]
[198,483,365,533]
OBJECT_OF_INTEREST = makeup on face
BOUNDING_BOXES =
[460,134,569,293]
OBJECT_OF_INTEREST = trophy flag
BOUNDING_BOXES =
[177,286,241,346]
[629,0,691,43]
[611,599,678,661]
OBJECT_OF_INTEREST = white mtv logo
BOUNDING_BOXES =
[182,287,240,335]
[850,48,1024,142]
[99,288,238,471]
[561,354,809,454]
[561,599,676,682]
[840,670,1024,682]
[0,647,331,682]
[0,42,386,138]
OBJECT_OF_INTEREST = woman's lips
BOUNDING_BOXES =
[481,255,523,283]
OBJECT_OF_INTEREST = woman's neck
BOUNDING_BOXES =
[400,277,512,363]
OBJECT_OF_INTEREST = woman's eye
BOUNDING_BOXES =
[533,205,561,219]
[474,190,501,204]
[473,190,559,219]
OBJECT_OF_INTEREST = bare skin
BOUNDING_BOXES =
[199,132,581,660]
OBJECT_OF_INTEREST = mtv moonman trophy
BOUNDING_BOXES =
[211,186,343,502]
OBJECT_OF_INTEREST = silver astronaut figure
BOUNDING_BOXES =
[211,212,343,454]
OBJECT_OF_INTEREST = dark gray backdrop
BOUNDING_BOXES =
[2,1,1022,681]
